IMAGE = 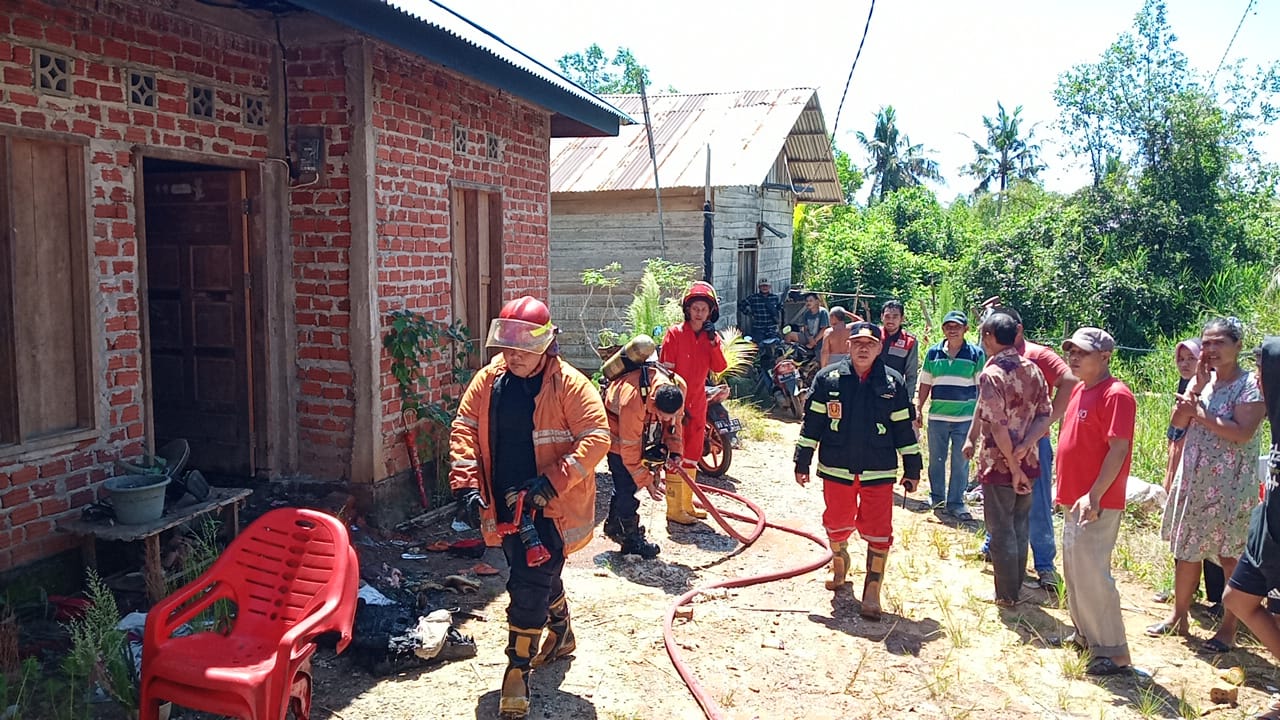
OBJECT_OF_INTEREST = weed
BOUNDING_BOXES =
[1059,648,1091,680]
[920,650,956,700]
[63,570,138,715]
[843,648,870,695]
[933,588,967,648]
[1134,681,1167,718]
[0,656,40,719]
[719,687,737,708]
[724,398,779,444]
[927,526,951,560]
[1175,685,1200,719]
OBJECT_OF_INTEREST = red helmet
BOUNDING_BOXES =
[487,296,557,353]
[681,281,720,324]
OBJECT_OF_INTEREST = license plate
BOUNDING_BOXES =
[715,418,742,432]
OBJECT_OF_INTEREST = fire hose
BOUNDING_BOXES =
[664,468,833,720]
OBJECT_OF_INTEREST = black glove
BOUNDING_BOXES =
[454,487,486,527]
[522,475,558,508]
[702,321,720,342]
[900,477,919,493]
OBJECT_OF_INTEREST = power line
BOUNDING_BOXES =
[1210,0,1257,89]
[830,0,876,144]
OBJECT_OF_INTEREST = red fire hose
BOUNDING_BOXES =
[665,469,833,720]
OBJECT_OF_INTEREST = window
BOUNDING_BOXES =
[243,95,266,128]
[452,124,468,155]
[450,187,502,368]
[0,135,94,447]
[128,70,156,108]
[34,50,71,96]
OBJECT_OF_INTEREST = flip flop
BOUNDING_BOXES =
[1201,638,1233,654]
[951,510,975,522]
[1144,621,1183,637]
[1085,657,1133,676]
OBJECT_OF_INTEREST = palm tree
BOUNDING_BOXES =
[964,102,1045,216]
[856,106,943,203]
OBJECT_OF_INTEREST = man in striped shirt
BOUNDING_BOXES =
[915,310,984,521]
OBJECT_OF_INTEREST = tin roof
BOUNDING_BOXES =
[286,0,633,137]
[550,88,844,203]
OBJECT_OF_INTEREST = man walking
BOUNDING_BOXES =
[879,299,919,402]
[974,312,1051,607]
[968,306,1079,590]
[1056,327,1137,675]
[794,322,922,620]
[916,310,984,521]
[737,278,783,341]
[449,296,611,720]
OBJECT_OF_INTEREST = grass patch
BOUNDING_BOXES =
[725,397,779,444]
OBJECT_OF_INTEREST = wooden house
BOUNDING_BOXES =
[547,88,843,370]
[0,0,628,573]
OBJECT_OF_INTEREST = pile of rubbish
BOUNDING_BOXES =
[350,585,477,675]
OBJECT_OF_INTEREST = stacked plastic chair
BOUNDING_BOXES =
[140,507,359,720]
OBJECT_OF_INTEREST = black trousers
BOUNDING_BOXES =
[984,484,1031,603]
[502,514,566,629]
[1203,559,1225,603]
[607,453,641,522]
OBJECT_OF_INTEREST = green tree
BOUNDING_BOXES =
[856,105,942,203]
[964,102,1044,216]
[557,44,657,94]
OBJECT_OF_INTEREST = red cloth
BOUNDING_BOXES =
[660,322,727,467]
[821,478,894,549]
[1055,376,1136,510]
[1019,340,1070,387]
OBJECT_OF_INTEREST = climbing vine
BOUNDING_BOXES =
[384,312,475,502]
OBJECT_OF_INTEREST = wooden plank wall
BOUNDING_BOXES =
[549,186,796,371]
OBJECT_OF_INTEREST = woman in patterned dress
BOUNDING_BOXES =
[1149,317,1267,652]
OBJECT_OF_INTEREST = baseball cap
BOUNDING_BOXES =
[1063,327,1116,353]
[848,321,882,342]
[942,310,968,326]
[758,278,771,287]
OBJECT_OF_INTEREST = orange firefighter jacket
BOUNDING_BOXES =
[604,366,687,489]
[449,354,610,555]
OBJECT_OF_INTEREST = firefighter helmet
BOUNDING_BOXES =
[681,281,720,324]
[486,296,557,354]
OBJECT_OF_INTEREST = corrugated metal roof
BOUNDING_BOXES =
[287,0,634,137]
[550,88,844,204]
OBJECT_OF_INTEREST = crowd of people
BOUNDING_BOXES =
[445,285,1279,720]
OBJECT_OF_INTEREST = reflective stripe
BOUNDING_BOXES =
[898,444,921,455]
[861,469,897,481]
[876,423,886,434]
[861,533,891,544]
[889,408,910,422]
[452,459,479,469]
[809,401,828,414]
[534,429,575,444]
[618,438,642,446]
[455,416,479,429]
[822,522,858,534]
[577,428,611,442]
[817,463,857,481]
[568,457,587,478]
[796,437,818,449]
[561,523,591,548]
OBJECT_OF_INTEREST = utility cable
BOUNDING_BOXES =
[830,0,877,144]
[1210,0,1257,90]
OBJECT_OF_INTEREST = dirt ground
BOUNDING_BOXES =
[197,414,1280,719]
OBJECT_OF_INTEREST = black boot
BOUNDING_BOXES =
[603,515,624,544]
[499,625,541,719]
[531,591,575,668]
[615,517,660,558]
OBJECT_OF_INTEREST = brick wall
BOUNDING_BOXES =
[369,45,551,480]
[286,41,356,478]
[0,0,272,571]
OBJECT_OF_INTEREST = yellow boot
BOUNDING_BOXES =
[860,548,888,621]
[531,592,575,668]
[499,625,542,719]
[826,539,851,590]
[665,476,697,525]
[682,470,708,519]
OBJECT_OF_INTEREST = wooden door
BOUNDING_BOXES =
[451,188,503,367]
[144,170,253,475]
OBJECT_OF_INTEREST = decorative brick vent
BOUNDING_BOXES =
[486,133,502,161]
[452,123,468,154]
[190,84,214,119]
[128,70,156,107]
[34,50,70,96]
[244,95,266,127]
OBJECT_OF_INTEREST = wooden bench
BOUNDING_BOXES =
[60,487,253,602]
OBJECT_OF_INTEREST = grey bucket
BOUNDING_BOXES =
[105,475,171,524]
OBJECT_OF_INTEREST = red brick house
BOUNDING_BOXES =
[0,0,628,572]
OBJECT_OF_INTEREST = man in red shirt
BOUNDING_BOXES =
[1056,327,1136,676]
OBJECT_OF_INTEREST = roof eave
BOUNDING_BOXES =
[289,0,626,137]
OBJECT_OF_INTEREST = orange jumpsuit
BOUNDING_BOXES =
[660,322,727,470]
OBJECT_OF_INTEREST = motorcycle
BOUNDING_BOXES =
[699,384,739,477]
[753,337,809,418]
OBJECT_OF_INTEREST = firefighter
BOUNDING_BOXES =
[449,296,610,720]
[659,281,728,524]
[794,321,922,621]
[602,337,688,558]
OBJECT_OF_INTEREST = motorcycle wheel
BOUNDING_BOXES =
[787,393,803,419]
[698,422,732,477]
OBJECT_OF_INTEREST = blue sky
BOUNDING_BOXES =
[445,0,1277,199]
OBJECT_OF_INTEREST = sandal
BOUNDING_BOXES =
[950,509,975,522]
[1201,637,1233,654]
[1144,621,1184,637]
[1085,657,1133,676]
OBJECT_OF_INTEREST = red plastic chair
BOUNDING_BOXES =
[140,507,359,720]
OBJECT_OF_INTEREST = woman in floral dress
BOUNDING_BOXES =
[1150,317,1266,651]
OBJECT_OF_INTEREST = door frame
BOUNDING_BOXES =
[133,148,271,477]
